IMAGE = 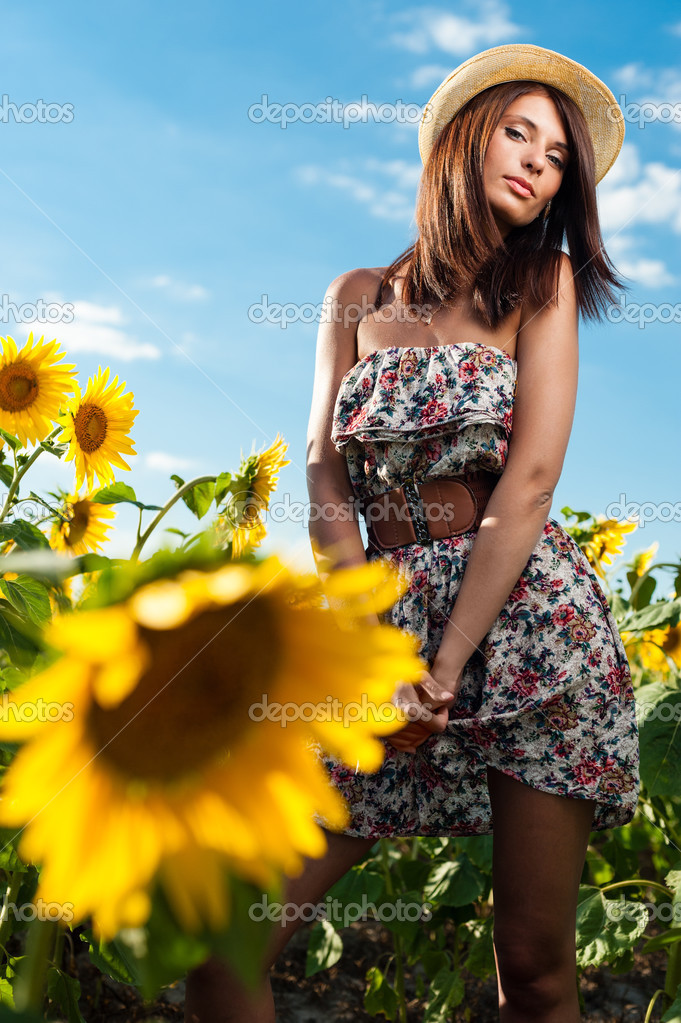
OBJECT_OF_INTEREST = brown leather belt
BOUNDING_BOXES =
[359,469,500,551]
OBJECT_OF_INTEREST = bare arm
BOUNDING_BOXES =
[431,251,580,682]
[306,268,381,620]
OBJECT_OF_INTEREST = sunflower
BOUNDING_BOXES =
[0,555,422,938]
[223,433,290,558]
[631,542,659,578]
[0,333,77,447]
[622,624,681,674]
[56,367,138,491]
[49,491,117,556]
[581,515,638,579]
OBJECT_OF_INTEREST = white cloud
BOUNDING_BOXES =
[149,275,210,301]
[295,158,421,221]
[386,2,525,56]
[598,143,681,235]
[55,300,161,361]
[408,64,458,89]
[145,451,197,472]
[611,62,681,134]
[604,234,676,288]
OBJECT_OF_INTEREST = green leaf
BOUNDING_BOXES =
[665,867,681,895]
[91,482,161,512]
[423,966,465,1021]
[662,983,681,1022]
[377,889,431,939]
[575,885,649,968]
[462,916,496,980]
[632,574,657,610]
[214,473,232,506]
[0,978,13,1007]
[457,833,493,874]
[0,429,20,452]
[0,577,51,626]
[641,928,681,954]
[0,522,50,551]
[179,480,216,521]
[305,919,343,977]
[325,865,386,921]
[0,827,30,872]
[636,683,681,797]
[423,856,486,908]
[0,609,42,666]
[0,466,13,489]
[91,481,138,504]
[46,966,86,1023]
[621,599,681,633]
[78,929,140,986]
[364,965,397,1020]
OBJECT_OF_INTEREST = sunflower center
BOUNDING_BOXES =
[0,362,39,412]
[86,599,280,783]
[64,501,90,546]
[73,404,108,452]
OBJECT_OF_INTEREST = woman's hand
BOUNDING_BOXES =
[385,665,463,754]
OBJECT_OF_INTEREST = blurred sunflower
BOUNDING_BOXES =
[56,367,138,490]
[219,433,290,557]
[0,333,77,446]
[622,623,681,675]
[0,554,422,938]
[49,491,117,556]
[581,515,638,579]
[630,542,659,578]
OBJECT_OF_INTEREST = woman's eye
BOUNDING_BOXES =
[504,126,565,170]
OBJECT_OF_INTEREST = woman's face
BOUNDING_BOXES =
[483,91,569,239]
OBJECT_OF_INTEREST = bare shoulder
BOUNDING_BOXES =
[505,250,579,494]
[305,267,385,480]
[318,266,386,366]
[517,250,578,362]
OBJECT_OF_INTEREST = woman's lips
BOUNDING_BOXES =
[505,177,533,198]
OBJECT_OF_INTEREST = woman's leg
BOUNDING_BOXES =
[183,829,377,1023]
[487,765,595,1022]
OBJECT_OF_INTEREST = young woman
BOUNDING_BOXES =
[185,43,640,1023]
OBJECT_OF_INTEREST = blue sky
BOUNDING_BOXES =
[1,0,680,595]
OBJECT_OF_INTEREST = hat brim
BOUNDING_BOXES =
[418,43,624,185]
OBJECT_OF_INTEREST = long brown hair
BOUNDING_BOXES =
[377,80,629,327]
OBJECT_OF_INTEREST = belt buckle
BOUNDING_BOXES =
[402,477,431,544]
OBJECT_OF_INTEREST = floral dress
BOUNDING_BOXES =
[315,341,640,837]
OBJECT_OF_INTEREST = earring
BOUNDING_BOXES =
[542,200,552,220]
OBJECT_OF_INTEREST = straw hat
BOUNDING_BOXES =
[418,43,624,184]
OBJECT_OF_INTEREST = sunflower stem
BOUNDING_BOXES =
[0,871,23,951]
[13,916,58,1013]
[130,474,217,562]
[0,426,61,525]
